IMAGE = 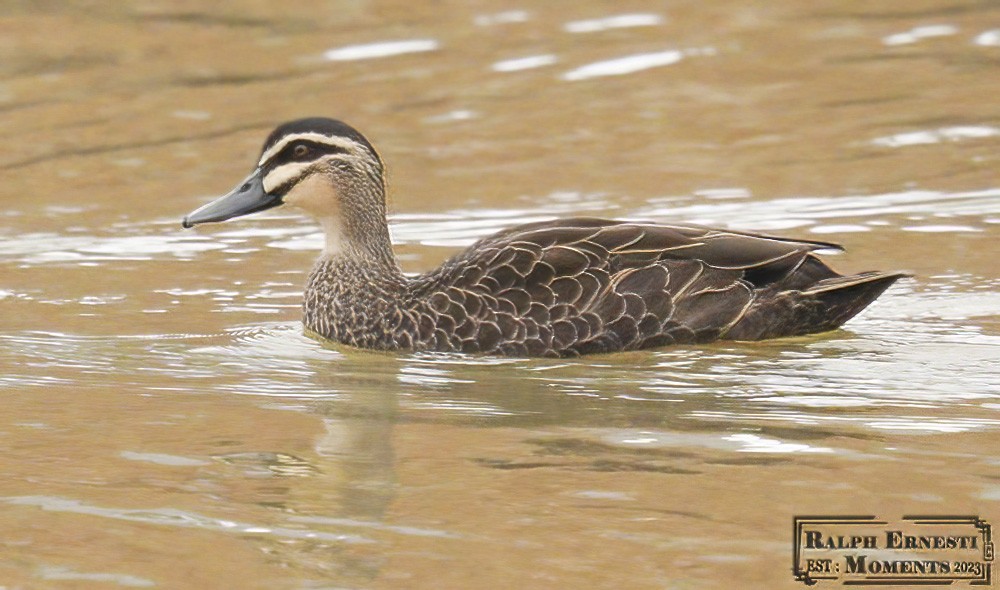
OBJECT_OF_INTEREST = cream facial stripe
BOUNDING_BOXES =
[258,133,362,167]
[262,161,314,193]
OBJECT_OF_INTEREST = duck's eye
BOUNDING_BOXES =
[292,144,311,158]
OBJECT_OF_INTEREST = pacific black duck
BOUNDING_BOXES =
[183,117,907,357]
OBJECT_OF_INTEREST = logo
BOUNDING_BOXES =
[793,515,993,586]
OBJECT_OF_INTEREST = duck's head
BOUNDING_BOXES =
[183,117,392,260]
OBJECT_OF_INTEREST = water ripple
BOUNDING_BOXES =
[0,231,227,264]
[1,280,996,433]
[687,410,1000,435]
[4,496,372,544]
[38,566,154,588]
[638,187,1000,230]
[14,187,994,268]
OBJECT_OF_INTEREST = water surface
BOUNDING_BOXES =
[1,1,999,588]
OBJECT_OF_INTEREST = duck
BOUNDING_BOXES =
[182,117,907,357]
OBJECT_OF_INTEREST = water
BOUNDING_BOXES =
[1,1,998,588]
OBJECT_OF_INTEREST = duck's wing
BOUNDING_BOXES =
[449,217,843,277]
[442,217,845,290]
[463,216,843,257]
[411,218,897,356]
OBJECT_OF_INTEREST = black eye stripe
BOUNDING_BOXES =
[269,141,351,165]
[281,140,347,160]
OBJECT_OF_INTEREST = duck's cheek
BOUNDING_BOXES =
[281,173,341,218]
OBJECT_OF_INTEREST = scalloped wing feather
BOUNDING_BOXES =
[403,218,884,356]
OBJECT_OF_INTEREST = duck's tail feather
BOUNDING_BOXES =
[723,271,910,341]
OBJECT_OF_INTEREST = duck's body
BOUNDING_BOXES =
[183,118,906,357]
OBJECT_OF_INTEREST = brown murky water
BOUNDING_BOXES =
[2,1,999,588]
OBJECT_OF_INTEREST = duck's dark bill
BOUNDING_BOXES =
[182,168,282,228]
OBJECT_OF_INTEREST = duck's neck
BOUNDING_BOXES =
[304,178,411,347]
[318,215,399,276]
[318,173,402,278]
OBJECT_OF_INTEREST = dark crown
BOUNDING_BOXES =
[261,117,379,159]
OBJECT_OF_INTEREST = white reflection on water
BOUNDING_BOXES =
[473,10,529,27]
[871,125,1000,148]
[563,14,664,34]
[424,109,478,123]
[323,39,439,61]
[600,429,836,455]
[119,451,210,467]
[882,24,958,46]
[404,398,518,417]
[975,29,1000,47]
[492,54,558,72]
[724,433,833,454]
[809,224,870,234]
[562,50,684,81]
